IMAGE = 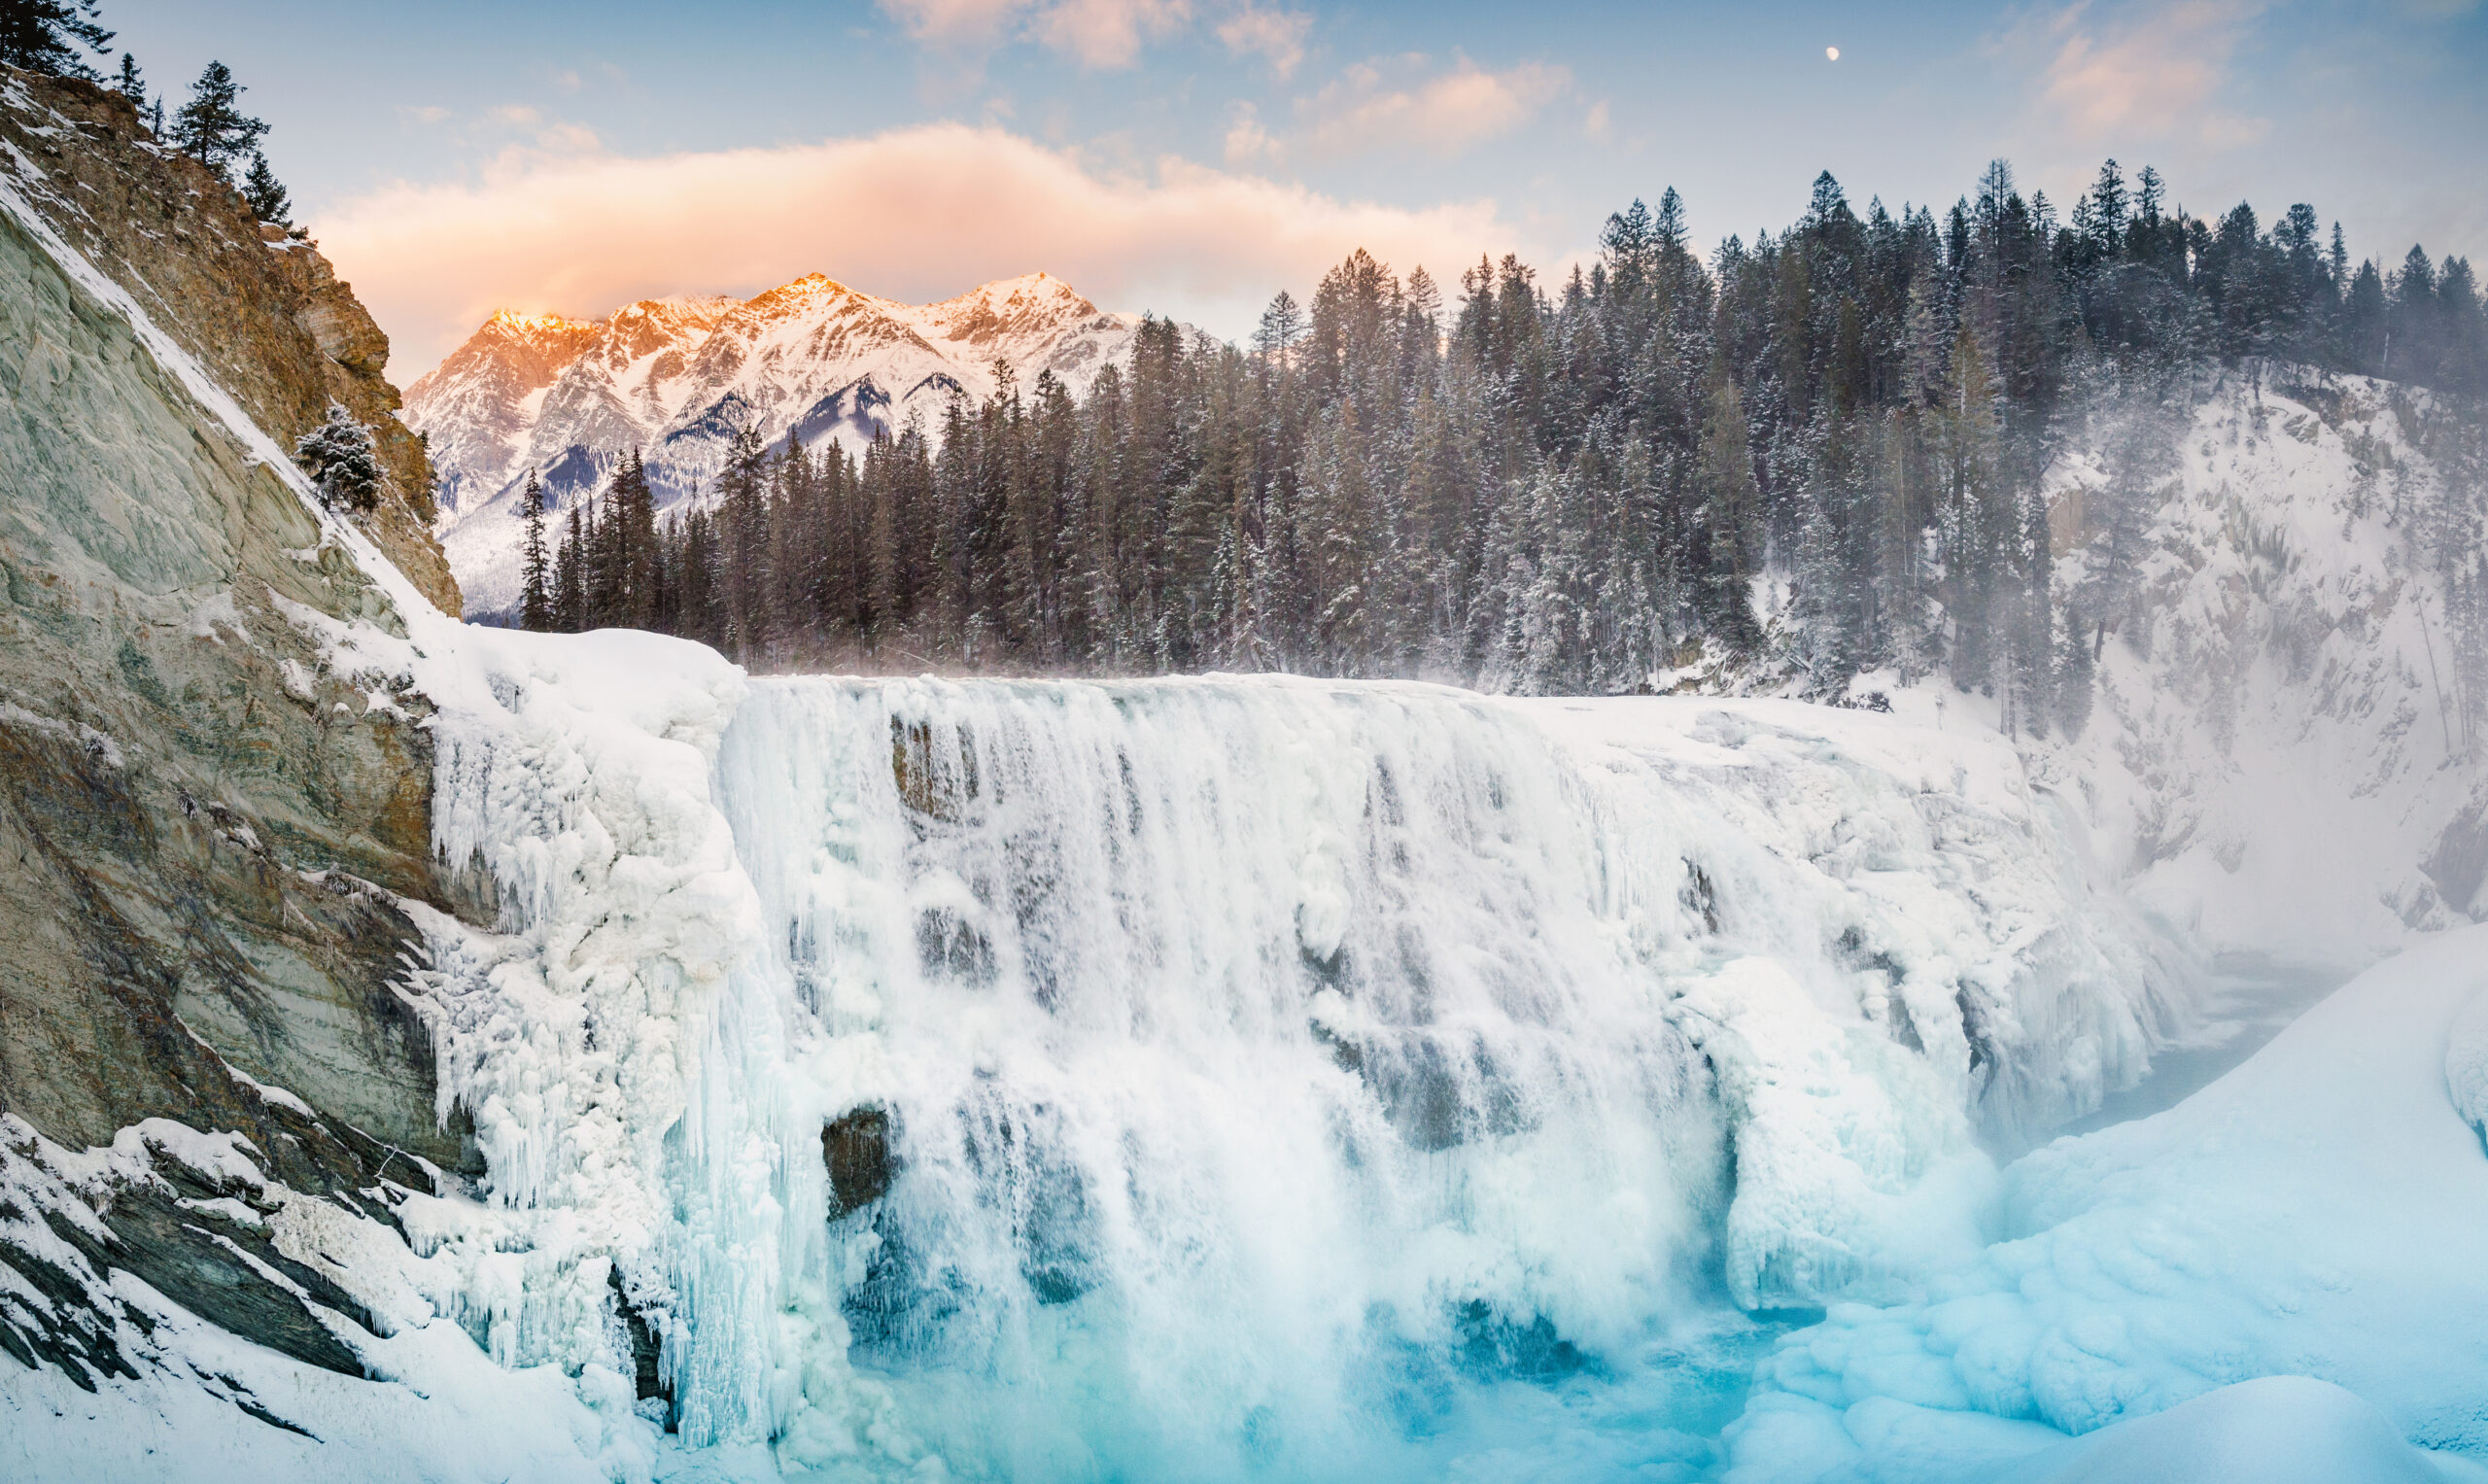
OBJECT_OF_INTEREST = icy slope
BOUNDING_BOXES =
[409,270,1160,618]
[1719,922,2488,1483]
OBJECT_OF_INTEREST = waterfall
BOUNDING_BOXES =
[688,676,1725,1477]
[634,674,2173,1479]
[402,651,2172,1479]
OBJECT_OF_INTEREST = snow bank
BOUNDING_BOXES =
[1971,1376,2486,1484]
[1720,922,2488,1483]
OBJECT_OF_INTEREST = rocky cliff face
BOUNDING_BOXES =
[0,65,474,1398]
[0,69,458,615]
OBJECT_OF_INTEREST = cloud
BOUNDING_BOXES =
[1582,100,1612,144]
[881,0,1193,67]
[881,0,1304,71]
[1302,57,1571,158]
[313,125,1538,379]
[1217,5,1311,77]
[1223,102,1281,166]
[1031,0,1193,67]
[879,0,1028,50]
[2022,0,2270,147]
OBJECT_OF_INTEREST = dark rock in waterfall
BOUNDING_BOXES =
[823,1106,895,1218]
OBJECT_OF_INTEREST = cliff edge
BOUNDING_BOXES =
[0,68,457,615]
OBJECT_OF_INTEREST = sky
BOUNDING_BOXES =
[99,0,2488,380]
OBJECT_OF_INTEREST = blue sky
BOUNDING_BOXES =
[103,1,2487,375]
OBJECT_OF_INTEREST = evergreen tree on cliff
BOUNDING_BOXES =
[519,469,552,631]
[108,50,141,105]
[294,403,383,512]
[169,60,267,183]
[0,0,111,79]
[241,149,291,226]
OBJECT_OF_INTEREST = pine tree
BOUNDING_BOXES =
[1695,364,1762,650]
[0,0,112,79]
[616,448,659,628]
[1255,290,1304,372]
[716,425,771,660]
[519,469,552,631]
[555,505,587,632]
[110,51,143,107]
[241,149,291,226]
[169,61,268,183]
[293,403,384,512]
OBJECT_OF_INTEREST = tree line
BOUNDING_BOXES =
[520,159,2483,732]
[4,0,294,224]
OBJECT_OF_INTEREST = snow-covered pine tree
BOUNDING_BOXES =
[618,448,660,630]
[169,60,267,183]
[717,424,771,660]
[0,0,112,79]
[1695,363,1763,651]
[293,402,384,512]
[519,469,552,632]
[554,504,586,633]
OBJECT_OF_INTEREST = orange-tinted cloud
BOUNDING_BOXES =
[314,124,1538,379]
[2028,0,2270,147]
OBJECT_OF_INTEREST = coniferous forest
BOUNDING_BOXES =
[526,162,2488,725]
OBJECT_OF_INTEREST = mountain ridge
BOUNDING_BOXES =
[406,267,1168,618]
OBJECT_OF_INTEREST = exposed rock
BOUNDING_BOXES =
[0,67,458,615]
[0,64,484,1392]
[821,1106,892,1217]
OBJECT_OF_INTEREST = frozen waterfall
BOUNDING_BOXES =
[599,675,2180,1479]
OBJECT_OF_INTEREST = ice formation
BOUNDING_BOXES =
[423,673,2173,1479]
[1718,924,2488,1483]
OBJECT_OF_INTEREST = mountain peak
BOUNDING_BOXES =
[488,308,592,330]
[408,268,1179,617]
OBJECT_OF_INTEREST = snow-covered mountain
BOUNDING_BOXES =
[404,272,1162,617]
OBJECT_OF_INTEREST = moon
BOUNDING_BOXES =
[1826,46,1841,60]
